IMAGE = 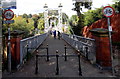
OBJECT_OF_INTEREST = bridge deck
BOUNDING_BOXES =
[3,34,113,77]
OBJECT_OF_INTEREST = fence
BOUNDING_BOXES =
[20,33,48,65]
[61,33,96,64]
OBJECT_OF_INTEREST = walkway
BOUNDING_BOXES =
[3,34,113,77]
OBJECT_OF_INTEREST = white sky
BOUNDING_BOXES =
[12,0,114,17]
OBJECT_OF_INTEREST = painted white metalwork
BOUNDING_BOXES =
[43,3,63,32]
[62,33,96,64]
[20,33,48,65]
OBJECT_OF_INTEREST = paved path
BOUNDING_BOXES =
[3,35,113,77]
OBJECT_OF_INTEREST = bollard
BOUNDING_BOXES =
[78,51,82,76]
[35,50,38,75]
[64,45,67,61]
[85,47,88,60]
[46,44,49,61]
[56,50,59,75]
[27,44,29,61]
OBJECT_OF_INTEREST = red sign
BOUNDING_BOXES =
[3,9,14,20]
[102,6,115,17]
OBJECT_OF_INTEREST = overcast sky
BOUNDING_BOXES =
[12,0,114,17]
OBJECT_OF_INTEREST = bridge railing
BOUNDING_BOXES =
[20,33,48,64]
[61,33,96,64]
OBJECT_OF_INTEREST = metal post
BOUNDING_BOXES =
[35,51,38,74]
[78,52,82,76]
[107,17,114,75]
[85,47,88,60]
[64,45,67,61]
[8,27,11,73]
[46,44,49,61]
[56,50,59,75]
[27,44,29,61]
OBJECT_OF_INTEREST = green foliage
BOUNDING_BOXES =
[28,14,32,18]
[84,8,105,26]
[70,1,120,36]
[38,18,44,30]
[112,1,120,12]
[22,13,28,18]
[32,14,39,21]
[69,15,79,26]
[62,13,69,24]
[69,15,80,35]
[2,15,35,38]
[39,13,44,18]
[10,16,34,38]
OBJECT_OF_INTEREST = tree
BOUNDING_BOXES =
[84,8,105,26]
[72,1,92,36]
[39,13,44,18]
[22,13,28,18]
[62,13,69,24]
[28,14,32,18]
[112,1,120,12]
[69,15,79,35]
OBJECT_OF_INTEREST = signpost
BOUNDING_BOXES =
[1,0,16,9]
[3,9,14,20]
[3,9,14,73]
[102,6,115,76]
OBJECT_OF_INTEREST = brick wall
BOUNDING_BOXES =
[82,13,120,42]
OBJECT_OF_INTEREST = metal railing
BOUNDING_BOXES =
[61,33,96,64]
[20,33,48,64]
[35,50,82,76]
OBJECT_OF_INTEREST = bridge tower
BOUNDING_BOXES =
[43,3,49,32]
[43,3,63,32]
[58,3,63,32]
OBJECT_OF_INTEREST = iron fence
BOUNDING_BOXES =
[61,33,96,64]
[20,33,48,65]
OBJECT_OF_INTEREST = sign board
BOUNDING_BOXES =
[3,9,14,20]
[109,26,112,31]
[1,0,16,9]
[3,20,14,24]
[102,6,115,17]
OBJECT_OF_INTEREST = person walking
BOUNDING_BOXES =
[57,31,61,40]
[53,30,56,39]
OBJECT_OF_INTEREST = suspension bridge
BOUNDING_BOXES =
[2,31,114,78]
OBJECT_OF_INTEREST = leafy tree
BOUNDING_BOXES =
[22,13,28,18]
[69,15,79,35]
[28,14,32,18]
[84,8,105,26]
[72,1,93,35]
[112,1,120,12]
[62,13,69,24]
[39,13,44,18]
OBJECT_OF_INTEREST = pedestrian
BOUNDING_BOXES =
[53,30,56,39]
[57,31,61,40]
[50,30,52,35]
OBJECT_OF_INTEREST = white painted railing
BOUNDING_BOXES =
[62,33,96,64]
[20,33,48,64]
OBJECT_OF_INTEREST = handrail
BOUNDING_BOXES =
[61,33,96,64]
[20,33,48,64]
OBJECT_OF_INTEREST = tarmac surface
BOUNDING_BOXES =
[2,34,115,78]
